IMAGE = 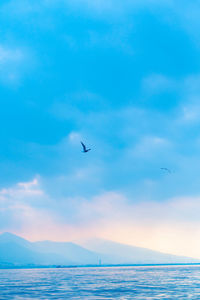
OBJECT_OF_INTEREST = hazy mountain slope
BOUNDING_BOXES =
[34,241,99,265]
[0,233,100,266]
[83,239,199,264]
[0,233,198,267]
[0,241,41,265]
[0,232,30,247]
[0,233,73,266]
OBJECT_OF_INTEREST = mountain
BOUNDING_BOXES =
[0,233,198,267]
[0,232,30,247]
[0,233,73,266]
[34,241,99,265]
[82,238,199,265]
[0,233,99,266]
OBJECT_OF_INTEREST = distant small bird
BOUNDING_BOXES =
[160,167,171,174]
[81,141,91,153]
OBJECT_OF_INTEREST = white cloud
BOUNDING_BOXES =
[176,75,200,123]
[0,177,43,201]
[141,73,200,125]
[72,192,200,259]
[0,0,174,20]
[181,105,200,122]
[68,131,82,143]
[0,177,53,236]
[0,46,23,64]
[62,0,173,15]
[131,136,171,158]
[1,0,41,15]
[142,74,176,94]
[85,25,134,54]
[2,176,200,258]
[0,44,33,85]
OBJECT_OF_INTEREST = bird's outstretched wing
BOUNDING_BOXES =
[81,141,86,151]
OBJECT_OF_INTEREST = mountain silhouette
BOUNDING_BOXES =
[0,233,198,267]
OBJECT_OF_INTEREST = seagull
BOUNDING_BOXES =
[160,167,171,174]
[81,141,91,153]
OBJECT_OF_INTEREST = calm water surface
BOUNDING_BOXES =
[0,265,200,299]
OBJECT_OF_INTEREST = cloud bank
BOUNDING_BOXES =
[1,177,200,259]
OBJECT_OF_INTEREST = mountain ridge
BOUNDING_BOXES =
[82,238,198,264]
[0,232,198,267]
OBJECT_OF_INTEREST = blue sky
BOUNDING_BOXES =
[1,0,200,257]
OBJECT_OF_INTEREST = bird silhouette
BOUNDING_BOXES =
[81,141,91,153]
[160,167,171,174]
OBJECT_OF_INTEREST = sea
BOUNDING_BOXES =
[0,265,200,299]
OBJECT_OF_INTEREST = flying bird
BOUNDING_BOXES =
[160,167,171,174]
[81,141,91,153]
